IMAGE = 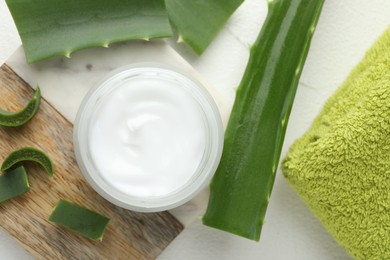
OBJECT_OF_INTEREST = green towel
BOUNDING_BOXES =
[282,26,390,259]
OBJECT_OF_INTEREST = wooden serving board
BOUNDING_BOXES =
[0,64,183,259]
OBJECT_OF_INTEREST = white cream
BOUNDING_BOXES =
[74,65,223,212]
[88,74,207,198]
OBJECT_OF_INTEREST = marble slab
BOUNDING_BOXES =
[6,40,230,227]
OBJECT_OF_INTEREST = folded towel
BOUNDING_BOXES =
[283,26,390,259]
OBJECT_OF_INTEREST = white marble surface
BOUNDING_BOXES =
[1,0,390,259]
[7,41,225,228]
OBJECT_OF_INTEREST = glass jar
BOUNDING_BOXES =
[73,63,223,212]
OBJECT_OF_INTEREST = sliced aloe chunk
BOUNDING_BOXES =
[1,147,53,176]
[166,0,244,54]
[0,166,29,203]
[0,87,40,127]
[49,200,110,241]
[6,0,172,63]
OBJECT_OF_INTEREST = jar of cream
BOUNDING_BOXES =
[73,64,223,212]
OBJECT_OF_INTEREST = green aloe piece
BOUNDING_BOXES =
[0,87,40,127]
[5,0,172,63]
[166,0,244,54]
[0,166,30,203]
[49,200,110,241]
[203,0,325,241]
[1,147,53,176]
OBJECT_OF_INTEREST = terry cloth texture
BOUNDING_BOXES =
[283,26,390,259]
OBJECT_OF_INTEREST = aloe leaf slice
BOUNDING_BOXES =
[0,87,40,127]
[203,0,325,241]
[49,200,110,241]
[166,0,244,54]
[5,0,173,63]
[1,147,53,176]
[0,166,29,203]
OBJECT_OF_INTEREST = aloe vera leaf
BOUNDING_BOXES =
[1,147,53,176]
[166,0,244,55]
[49,200,110,241]
[0,87,40,127]
[0,166,29,203]
[5,0,172,64]
[203,0,325,241]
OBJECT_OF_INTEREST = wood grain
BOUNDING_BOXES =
[0,64,183,260]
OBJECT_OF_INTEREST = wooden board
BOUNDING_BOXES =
[0,64,183,259]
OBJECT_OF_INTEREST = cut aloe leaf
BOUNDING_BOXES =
[49,200,110,241]
[203,0,325,241]
[0,166,29,203]
[0,87,40,127]
[166,0,244,54]
[5,0,173,63]
[1,147,53,176]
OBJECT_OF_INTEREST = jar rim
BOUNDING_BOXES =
[73,63,224,212]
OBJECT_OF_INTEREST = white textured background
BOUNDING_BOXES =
[1,0,390,259]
